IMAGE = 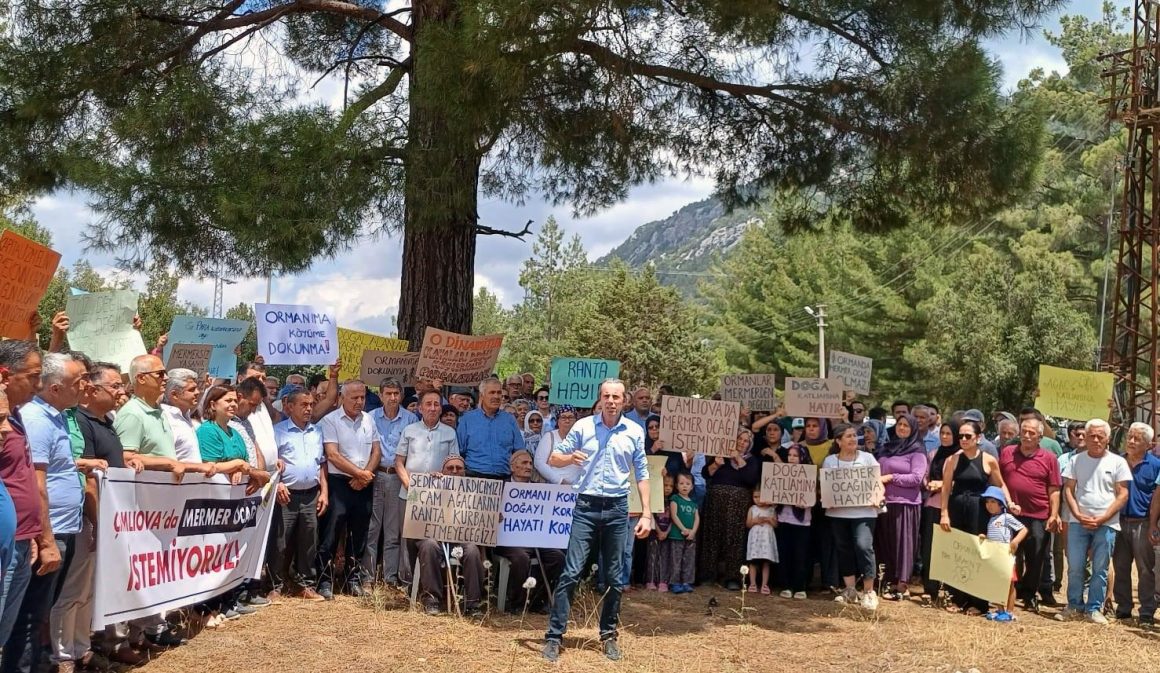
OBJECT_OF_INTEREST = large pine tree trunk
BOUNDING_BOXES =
[397,0,479,347]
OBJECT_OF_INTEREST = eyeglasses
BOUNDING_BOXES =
[959,433,976,440]
[852,407,865,413]
[92,381,126,393]
[536,395,549,401]
[529,418,542,424]
[139,369,167,380]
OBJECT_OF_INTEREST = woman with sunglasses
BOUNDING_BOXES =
[939,420,1014,615]
[523,411,545,449]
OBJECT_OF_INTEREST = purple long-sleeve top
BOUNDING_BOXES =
[877,451,929,505]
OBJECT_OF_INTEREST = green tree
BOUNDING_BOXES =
[225,303,258,366]
[0,1,1055,345]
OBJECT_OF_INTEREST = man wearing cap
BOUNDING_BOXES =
[449,389,474,414]
[367,378,416,586]
[999,418,1062,613]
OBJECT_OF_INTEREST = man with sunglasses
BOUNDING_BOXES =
[113,355,187,478]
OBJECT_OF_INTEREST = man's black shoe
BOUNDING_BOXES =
[144,629,185,648]
[542,640,561,663]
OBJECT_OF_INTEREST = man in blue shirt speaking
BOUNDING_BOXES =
[542,379,652,663]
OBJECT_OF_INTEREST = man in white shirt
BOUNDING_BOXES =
[1058,418,1130,625]
[318,381,381,599]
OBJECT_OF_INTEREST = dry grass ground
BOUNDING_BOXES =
[135,583,1160,673]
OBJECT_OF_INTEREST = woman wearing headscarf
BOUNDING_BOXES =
[862,418,886,453]
[534,406,579,485]
[644,414,684,478]
[697,429,762,590]
[523,410,544,448]
[874,413,929,600]
[921,421,960,599]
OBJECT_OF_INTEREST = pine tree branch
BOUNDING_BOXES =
[337,59,411,132]
[772,3,889,68]
[477,220,535,239]
[564,38,879,140]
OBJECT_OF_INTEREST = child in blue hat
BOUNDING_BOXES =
[979,485,1028,621]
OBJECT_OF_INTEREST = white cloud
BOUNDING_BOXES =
[474,272,509,306]
[290,274,401,333]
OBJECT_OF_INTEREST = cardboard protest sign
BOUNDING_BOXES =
[783,377,845,418]
[337,327,408,382]
[827,350,872,395]
[760,462,818,508]
[929,526,1016,606]
[165,344,213,374]
[402,474,503,546]
[658,395,740,457]
[628,455,668,514]
[0,230,61,339]
[163,316,251,380]
[720,374,777,411]
[496,482,575,549]
[254,303,338,366]
[360,350,419,388]
[819,464,884,509]
[549,357,620,406]
[1034,364,1115,422]
[65,290,147,371]
[414,327,503,385]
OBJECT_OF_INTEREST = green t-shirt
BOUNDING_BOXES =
[113,397,176,459]
[195,422,248,463]
[65,408,86,488]
[668,493,698,541]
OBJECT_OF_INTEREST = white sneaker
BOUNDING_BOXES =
[779,590,792,599]
[860,592,879,611]
[1088,611,1109,625]
[793,591,808,600]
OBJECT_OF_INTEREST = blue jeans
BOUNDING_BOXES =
[0,541,31,645]
[2,534,74,673]
[546,495,628,642]
[1066,522,1116,613]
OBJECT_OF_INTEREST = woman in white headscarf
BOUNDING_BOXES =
[523,410,544,448]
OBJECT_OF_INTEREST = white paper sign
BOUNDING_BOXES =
[496,482,575,549]
[828,350,872,395]
[254,303,338,366]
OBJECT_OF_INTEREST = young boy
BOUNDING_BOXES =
[979,486,1028,621]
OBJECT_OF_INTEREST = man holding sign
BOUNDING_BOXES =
[543,379,651,663]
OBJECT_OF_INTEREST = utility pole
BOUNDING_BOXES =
[1099,0,1160,433]
[805,305,827,378]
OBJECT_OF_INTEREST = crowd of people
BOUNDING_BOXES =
[0,308,1157,669]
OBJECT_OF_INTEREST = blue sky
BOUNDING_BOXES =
[29,1,1106,338]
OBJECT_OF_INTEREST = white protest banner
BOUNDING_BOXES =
[414,327,503,385]
[92,468,277,628]
[658,395,740,457]
[720,374,777,411]
[360,350,419,388]
[165,344,213,374]
[163,316,251,380]
[65,290,147,371]
[819,464,884,509]
[828,350,872,395]
[496,482,575,549]
[929,526,1016,606]
[783,377,845,418]
[402,474,503,546]
[760,462,818,508]
[254,303,338,366]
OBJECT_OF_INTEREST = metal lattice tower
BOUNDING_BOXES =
[1100,0,1160,431]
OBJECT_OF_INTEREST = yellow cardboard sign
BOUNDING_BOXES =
[336,327,407,382]
[929,526,1014,606]
[1034,364,1114,422]
[628,455,667,514]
